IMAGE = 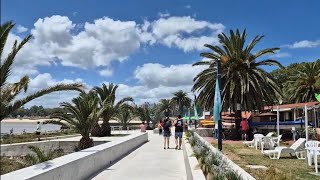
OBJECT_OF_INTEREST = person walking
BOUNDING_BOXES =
[158,120,163,135]
[36,121,41,141]
[173,115,185,150]
[241,118,249,141]
[163,118,171,149]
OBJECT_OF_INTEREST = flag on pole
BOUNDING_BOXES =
[316,93,320,102]
[193,103,199,120]
[213,80,222,124]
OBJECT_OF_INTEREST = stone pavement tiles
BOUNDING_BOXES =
[91,131,187,180]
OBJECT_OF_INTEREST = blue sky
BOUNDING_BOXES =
[2,0,320,107]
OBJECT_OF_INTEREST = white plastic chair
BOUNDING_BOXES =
[243,133,264,148]
[263,138,306,159]
[305,140,320,166]
[254,134,265,149]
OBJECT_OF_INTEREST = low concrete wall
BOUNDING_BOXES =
[194,133,255,180]
[182,136,206,180]
[194,128,213,137]
[1,132,148,180]
[1,140,108,156]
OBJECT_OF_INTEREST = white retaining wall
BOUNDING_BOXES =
[1,132,148,180]
[1,140,108,156]
[194,133,256,180]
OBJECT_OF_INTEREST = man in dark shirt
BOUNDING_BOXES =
[173,115,185,150]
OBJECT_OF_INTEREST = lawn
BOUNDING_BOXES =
[212,143,317,180]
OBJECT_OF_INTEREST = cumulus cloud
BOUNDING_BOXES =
[140,16,225,52]
[117,83,194,105]
[99,68,113,77]
[4,15,224,80]
[134,63,206,88]
[284,40,320,49]
[16,25,28,33]
[22,73,87,108]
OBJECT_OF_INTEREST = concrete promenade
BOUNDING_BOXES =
[91,131,187,180]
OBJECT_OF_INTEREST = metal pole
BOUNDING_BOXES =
[277,106,280,136]
[217,60,223,151]
[305,104,308,141]
[314,107,317,128]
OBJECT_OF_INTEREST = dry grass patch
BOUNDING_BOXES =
[213,143,316,180]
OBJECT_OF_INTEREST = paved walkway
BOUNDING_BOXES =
[91,131,187,180]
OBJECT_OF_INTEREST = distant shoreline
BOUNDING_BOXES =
[1,118,52,123]
[1,118,143,124]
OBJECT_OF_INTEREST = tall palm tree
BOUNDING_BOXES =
[116,104,133,130]
[49,91,101,150]
[286,60,320,103]
[93,83,133,136]
[192,29,282,130]
[171,90,191,115]
[0,21,84,121]
[158,99,174,117]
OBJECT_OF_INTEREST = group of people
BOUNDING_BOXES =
[157,115,186,150]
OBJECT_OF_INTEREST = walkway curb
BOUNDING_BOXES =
[182,135,206,180]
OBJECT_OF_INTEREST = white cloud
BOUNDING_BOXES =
[134,63,206,88]
[3,15,224,85]
[16,25,28,33]
[114,62,206,105]
[158,12,170,18]
[269,51,291,58]
[117,83,193,105]
[22,73,87,108]
[285,40,320,49]
[184,5,192,9]
[4,16,142,75]
[99,68,113,77]
[141,16,225,52]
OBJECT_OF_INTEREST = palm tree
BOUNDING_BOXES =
[93,83,133,136]
[134,105,152,128]
[49,91,101,150]
[286,60,320,103]
[0,21,84,121]
[192,29,282,130]
[171,90,191,115]
[116,104,133,130]
[158,99,174,117]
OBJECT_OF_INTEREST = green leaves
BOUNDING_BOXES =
[171,90,191,115]
[285,60,320,103]
[193,29,282,111]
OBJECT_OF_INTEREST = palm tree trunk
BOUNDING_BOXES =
[100,118,111,136]
[235,100,242,140]
[91,122,101,137]
[179,102,183,116]
[78,136,93,150]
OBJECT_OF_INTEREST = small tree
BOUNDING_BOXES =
[49,91,102,150]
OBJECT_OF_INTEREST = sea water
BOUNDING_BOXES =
[0,122,61,134]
